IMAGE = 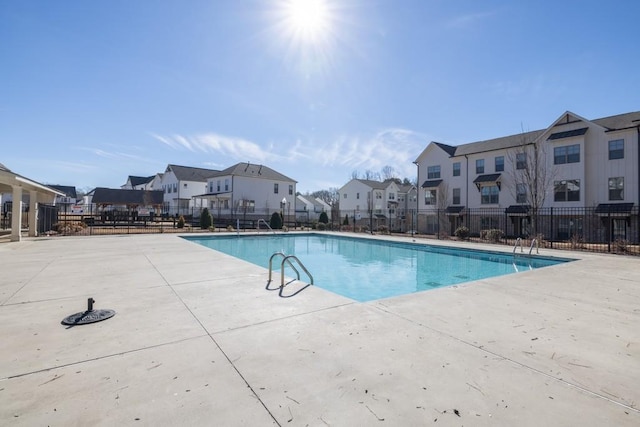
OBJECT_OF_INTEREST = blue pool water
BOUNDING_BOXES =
[183,234,572,302]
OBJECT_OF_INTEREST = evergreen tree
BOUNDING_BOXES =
[200,208,213,229]
[269,212,283,229]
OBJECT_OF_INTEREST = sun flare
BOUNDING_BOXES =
[283,0,330,41]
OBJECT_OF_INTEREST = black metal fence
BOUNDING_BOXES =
[333,206,640,255]
[38,204,640,256]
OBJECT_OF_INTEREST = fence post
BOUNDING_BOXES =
[503,210,507,244]
[550,207,553,249]
[607,208,611,253]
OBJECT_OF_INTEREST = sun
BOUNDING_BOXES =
[283,0,331,42]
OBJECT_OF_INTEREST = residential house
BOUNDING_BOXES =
[91,187,164,221]
[295,195,331,223]
[397,183,419,231]
[197,162,297,224]
[338,179,407,231]
[47,185,78,213]
[414,110,640,240]
[160,165,218,215]
[121,175,155,190]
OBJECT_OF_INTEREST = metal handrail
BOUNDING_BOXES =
[513,237,523,254]
[281,255,314,290]
[529,239,539,255]
[257,219,275,234]
[267,252,300,288]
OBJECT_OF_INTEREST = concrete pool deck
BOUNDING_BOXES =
[0,232,638,426]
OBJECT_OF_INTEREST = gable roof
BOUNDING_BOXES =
[214,162,296,182]
[48,185,77,199]
[592,111,640,131]
[92,187,164,206]
[128,175,155,187]
[357,179,389,190]
[452,129,545,157]
[433,111,640,158]
[166,164,219,182]
[433,142,457,156]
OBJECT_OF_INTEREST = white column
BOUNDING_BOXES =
[10,186,22,242]
[28,190,38,237]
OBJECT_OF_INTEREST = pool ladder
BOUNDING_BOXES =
[266,252,314,297]
[513,238,539,255]
[513,238,538,271]
[257,219,276,234]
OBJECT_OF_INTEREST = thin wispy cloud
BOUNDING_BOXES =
[151,132,279,163]
[151,128,427,189]
[445,11,497,29]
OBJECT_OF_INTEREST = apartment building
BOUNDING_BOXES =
[414,110,640,240]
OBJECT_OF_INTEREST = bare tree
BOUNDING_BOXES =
[311,188,339,206]
[507,130,556,237]
[350,170,359,180]
[436,181,450,236]
[381,165,397,181]
[363,169,381,181]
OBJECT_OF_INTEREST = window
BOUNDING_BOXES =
[609,177,624,201]
[516,153,527,170]
[224,179,229,191]
[453,162,461,177]
[173,183,178,192]
[495,156,504,172]
[554,144,580,164]
[609,139,624,160]
[452,188,461,205]
[476,159,484,174]
[274,183,279,194]
[427,165,441,179]
[343,193,347,199]
[389,193,395,200]
[516,183,527,203]
[217,180,221,192]
[425,190,436,205]
[375,191,382,199]
[481,216,500,229]
[208,183,213,193]
[289,185,293,195]
[480,185,499,204]
[184,183,188,188]
[240,200,255,213]
[356,192,360,199]
[554,180,580,202]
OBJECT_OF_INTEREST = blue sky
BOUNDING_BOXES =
[1,0,638,193]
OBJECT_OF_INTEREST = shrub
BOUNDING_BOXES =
[269,212,283,229]
[200,208,213,230]
[481,229,503,243]
[54,221,87,235]
[226,225,234,232]
[177,215,185,229]
[343,214,349,226]
[319,211,329,224]
[569,234,583,250]
[454,226,470,240]
[317,222,327,231]
[614,238,629,254]
[377,225,389,234]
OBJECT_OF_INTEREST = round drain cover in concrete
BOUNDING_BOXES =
[62,309,116,325]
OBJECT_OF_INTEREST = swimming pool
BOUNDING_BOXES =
[183,233,572,302]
